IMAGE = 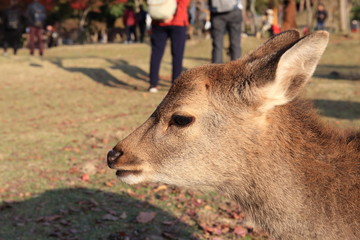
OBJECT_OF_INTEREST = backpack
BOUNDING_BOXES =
[210,0,237,13]
[31,3,46,28]
[5,9,20,30]
[148,0,177,20]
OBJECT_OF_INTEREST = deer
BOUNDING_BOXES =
[107,30,360,239]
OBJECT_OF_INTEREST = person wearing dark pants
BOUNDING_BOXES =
[148,0,190,93]
[209,0,243,63]
[150,26,187,90]
[2,0,22,56]
[136,5,147,43]
[3,30,21,55]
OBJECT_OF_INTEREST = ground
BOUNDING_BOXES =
[0,34,359,240]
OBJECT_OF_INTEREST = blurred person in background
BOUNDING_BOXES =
[136,5,147,43]
[209,0,243,63]
[148,0,190,93]
[315,3,327,30]
[26,0,46,56]
[2,0,23,56]
[123,5,137,43]
[46,25,58,48]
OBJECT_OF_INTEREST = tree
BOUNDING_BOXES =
[339,0,350,33]
[281,0,297,31]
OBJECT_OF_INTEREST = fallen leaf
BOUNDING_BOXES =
[233,226,248,237]
[200,224,215,234]
[204,205,212,210]
[161,220,176,225]
[36,215,62,222]
[81,173,90,182]
[153,185,167,192]
[68,167,79,174]
[120,211,127,219]
[104,181,114,187]
[89,198,99,206]
[162,232,177,239]
[136,211,156,223]
[102,214,119,221]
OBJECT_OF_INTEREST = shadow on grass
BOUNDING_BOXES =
[0,187,196,240]
[107,59,170,88]
[48,58,138,90]
[314,99,360,120]
[47,57,171,90]
[314,64,360,80]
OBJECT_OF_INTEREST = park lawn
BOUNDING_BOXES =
[0,34,359,240]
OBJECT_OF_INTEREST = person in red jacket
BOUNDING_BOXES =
[148,0,190,93]
[123,5,137,43]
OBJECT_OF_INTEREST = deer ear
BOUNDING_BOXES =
[259,31,329,112]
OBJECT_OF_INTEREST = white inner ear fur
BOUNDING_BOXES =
[259,31,329,112]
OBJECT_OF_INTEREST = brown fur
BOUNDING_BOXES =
[108,30,360,239]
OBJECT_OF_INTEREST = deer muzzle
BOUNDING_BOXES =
[107,149,123,169]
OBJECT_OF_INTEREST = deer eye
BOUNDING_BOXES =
[170,115,194,127]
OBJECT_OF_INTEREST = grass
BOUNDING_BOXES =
[0,33,359,240]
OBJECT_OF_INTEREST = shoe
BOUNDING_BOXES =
[148,87,158,93]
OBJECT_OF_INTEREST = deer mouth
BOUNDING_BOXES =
[116,170,142,177]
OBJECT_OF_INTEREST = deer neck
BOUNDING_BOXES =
[218,100,359,239]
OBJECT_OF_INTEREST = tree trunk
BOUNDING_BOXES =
[299,0,305,12]
[242,0,247,35]
[281,0,297,31]
[250,0,258,34]
[78,6,92,44]
[339,0,350,33]
[305,0,313,28]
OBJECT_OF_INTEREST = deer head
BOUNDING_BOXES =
[107,30,329,190]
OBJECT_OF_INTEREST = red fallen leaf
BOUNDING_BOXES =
[68,167,79,174]
[81,174,90,182]
[136,211,156,223]
[231,212,245,220]
[214,228,223,235]
[200,224,215,234]
[233,226,248,237]
[186,209,196,217]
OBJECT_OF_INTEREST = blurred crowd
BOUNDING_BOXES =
[1,0,351,55]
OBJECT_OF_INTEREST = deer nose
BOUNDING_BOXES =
[107,149,123,168]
